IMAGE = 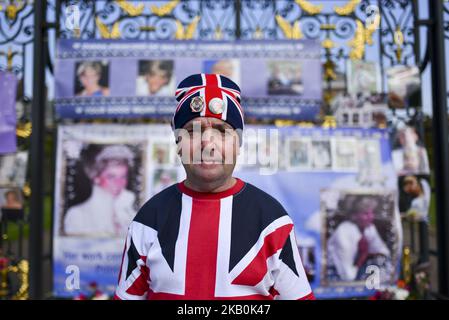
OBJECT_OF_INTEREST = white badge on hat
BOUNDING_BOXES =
[208,97,225,114]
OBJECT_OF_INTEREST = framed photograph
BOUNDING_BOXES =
[0,187,23,210]
[310,139,332,170]
[391,125,430,176]
[0,151,28,187]
[285,137,312,170]
[347,60,381,95]
[74,60,110,97]
[58,140,147,238]
[398,175,431,222]
[387,65,421,108]
[266,60,304,95]
[357,139,383,184]
[136,60,175,96]
[203,59,241,86]
[151,168,178,196]
[152,141,174,166]
[320,189,399,287]
[332,137,358,171]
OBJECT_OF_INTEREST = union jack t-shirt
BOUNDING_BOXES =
[114,178,314,300]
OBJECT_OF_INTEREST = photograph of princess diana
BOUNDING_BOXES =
[60,142,145,238]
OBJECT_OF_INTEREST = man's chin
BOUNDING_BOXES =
[198,161,222,169]
[191,164,224,181]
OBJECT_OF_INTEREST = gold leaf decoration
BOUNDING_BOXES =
[295,0,323,15]
[22,184,31,197]
[321,38,336,49]
[275,120,296,127]
[96,17,121,39]
[214,25,223,40]
[185,16,200,39]
[8,260,29,300]
[334,0,361,16]
[365,13,380,45]
[324,59,337,81]
[16,122,31,138]
[348,20,365,60]
[292,20,303,39]
[253,26,264,39]
[110,21,121,38]
[116,0,144,17]
[275,15,303,39]
[322,116,337,128]
[175,20,185,39]
[175,16,200,40]
[394,28,404,61]
[151,0,180,17]
[6,1,25,21]
[0,47,20,71]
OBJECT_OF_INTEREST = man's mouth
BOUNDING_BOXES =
[200,159,222,165]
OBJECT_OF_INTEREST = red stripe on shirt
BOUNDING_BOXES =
[232,224,294,286]
[125,256,149,296]
[298,292,316,300]
[184,198,221,299]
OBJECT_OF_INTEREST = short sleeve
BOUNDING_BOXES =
[272,227,315,300]
[114,220,156,300]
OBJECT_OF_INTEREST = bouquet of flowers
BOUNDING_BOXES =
[369,280,410,300]
[73,282,110,300]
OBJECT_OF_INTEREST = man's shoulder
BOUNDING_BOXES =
[237,181,289,219]
[133,183,181,227]
[240,182,285,206]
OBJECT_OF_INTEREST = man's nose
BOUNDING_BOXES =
[201,128,216,149]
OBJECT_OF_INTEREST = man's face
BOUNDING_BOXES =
[177,117,239,185]
[353,208,375,230]
[398,128,418,146]
[403,177,420,196]
[95,163,129,197]
[5,192,18,204]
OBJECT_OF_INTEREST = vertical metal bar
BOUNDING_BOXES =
[29,0,47,300]
[5,222,11,256]
[55,0,61,39]
[412,0,430,265]
[412,0,421,64]
[235,0,241,40]
[0,218,3,251]
[410,221,416,255]
[18,220,23,259]
[377,0,385,92]
[429,0,449,297]
[418,221,429,264]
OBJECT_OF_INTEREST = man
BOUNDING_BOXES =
[114,74,314,300]
[401,175,430,222]
[392,126,430,175]
[327,196,390,282]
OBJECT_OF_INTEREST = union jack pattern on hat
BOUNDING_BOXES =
[172,73,244,131]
